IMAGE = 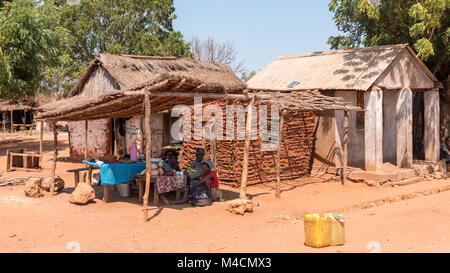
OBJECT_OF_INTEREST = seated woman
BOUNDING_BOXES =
[161,149,180,176]
[199,162,224,202]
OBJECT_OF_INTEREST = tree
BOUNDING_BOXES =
[328,0,450,137]
[0,0,65,99]
[328,0,449,81]
[241,70,256,83]
[46,0,192,96]
[190,36,246,77]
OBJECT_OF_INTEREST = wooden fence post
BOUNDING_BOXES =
[143,90,152,222]
[51,122,58,196]
[40,121,44,154]
[275,108,286,198]
[240,97,255,199]
[342,111,349,185]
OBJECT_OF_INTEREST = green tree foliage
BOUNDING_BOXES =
[328,0,449,82]
[0,0,65,98]
[48,0,191,96]
[241,70,256,83]
[0,0,192,98]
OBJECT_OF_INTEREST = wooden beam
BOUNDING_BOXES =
[50,122,58,196]
[240,97,255,199]
[10,110,13,134]
[342,111,349,185]
[143,89,152,222]
[39,121,44,154]
[275,109,286,198]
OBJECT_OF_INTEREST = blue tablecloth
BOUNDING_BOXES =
[82,160,146,185]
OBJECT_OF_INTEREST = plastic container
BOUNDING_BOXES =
[118,183,131,197]
[328,214,345,246]
[304,213,331,248]
[129,142,137,161]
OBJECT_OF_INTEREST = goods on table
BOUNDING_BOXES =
[140,160,165,176]
[304,213,345,248]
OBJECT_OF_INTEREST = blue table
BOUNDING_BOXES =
[82,160,146,186]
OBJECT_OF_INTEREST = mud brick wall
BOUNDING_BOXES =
[180,100,316,187]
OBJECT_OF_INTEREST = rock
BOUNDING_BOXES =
[24,177,44,198]
[366,180,379,187]
[69,183,95,205]
[226,199,254,215]
[42,177,65,192]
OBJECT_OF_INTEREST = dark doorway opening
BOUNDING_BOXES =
[413,92,425,160]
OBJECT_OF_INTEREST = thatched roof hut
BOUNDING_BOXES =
[37,54,246,121]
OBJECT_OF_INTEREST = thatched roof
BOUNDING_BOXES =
[0,99,38,111]
[69,54,245,97]
[37,54,247,121]
[247,44,439,92]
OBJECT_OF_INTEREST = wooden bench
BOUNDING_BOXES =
[12,123,35,135]
[6,149,42,172]
[67,165,100,187]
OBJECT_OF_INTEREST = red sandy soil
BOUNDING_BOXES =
[1,133,450,253]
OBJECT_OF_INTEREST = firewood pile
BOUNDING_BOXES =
[180,100,316,187]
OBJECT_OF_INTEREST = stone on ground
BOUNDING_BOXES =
[226,199,254,215]
[42,177,65,192]
[69,183,96,205]
[24,177,44,198]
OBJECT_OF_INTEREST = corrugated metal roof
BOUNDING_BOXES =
[247,44,410,91]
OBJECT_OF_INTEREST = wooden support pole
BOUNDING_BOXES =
[143,89,152,222]
[211,138,217,171]
[240,97,255,199]
[103,185,109,203]
[10,110,13,134]
[84,120,88,159]
[39,121,44,154]
[342,111,349,185]
[50,122,58,196]
[275,109,286,198]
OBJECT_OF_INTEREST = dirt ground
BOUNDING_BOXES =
[1,132,450,253]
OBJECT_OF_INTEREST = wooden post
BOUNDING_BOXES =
[84,120,88,159]
[74,172,80,187]
[342,111,349,185]
[39,121,44,154]
[211,138,217,171]
[2,112,5,134]
[143,89,152,222]
[10,110,13,134]
[103,185,109,202]
[275,109,286,198]
[50,122,58,196]
[88,165,93,185]
[240,97,254,199]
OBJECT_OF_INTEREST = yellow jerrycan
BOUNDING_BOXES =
[304,213,331,248]
[328,213,345,246]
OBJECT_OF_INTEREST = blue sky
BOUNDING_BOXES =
[173,0,343,74]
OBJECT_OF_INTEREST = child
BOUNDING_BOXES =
[200,162,224,202]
